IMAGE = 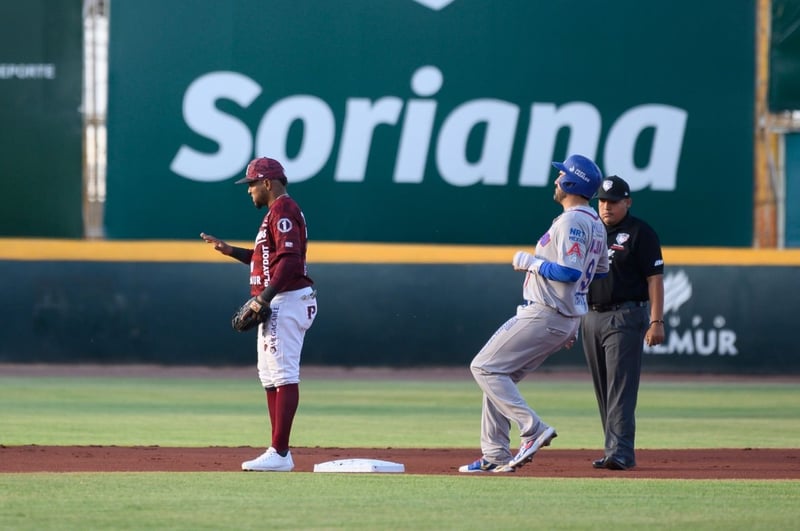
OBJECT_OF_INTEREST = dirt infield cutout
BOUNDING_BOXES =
[3,364,798,479]
[2,446,798,479]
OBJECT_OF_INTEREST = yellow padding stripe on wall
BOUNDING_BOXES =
[2,238,800,265]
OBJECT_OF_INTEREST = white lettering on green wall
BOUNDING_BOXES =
[170,66,687,192]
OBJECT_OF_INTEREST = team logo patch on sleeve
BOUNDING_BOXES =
[539,232,551,246]
[277,218,293,233]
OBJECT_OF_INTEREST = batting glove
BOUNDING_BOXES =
[512,250,543,273]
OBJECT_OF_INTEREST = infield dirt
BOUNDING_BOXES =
[2,364,798,479]
[2,445,799,479]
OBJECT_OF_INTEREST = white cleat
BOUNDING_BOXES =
[241,447,294,472]
[507,426,557,469]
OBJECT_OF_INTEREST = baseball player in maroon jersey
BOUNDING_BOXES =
[460,154,608,473]
[201,156,317,472]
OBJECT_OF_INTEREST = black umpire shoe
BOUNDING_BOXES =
[592,456,630,470]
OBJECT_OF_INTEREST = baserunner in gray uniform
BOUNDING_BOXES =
[460,154,609,473]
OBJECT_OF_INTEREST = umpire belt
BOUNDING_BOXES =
[589,301,647,313]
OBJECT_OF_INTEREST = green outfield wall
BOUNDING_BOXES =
[786,133,800,247]
[2,240,799,374]
[0,1,83,238]
[105,0,755,246]
[769,0,800,111]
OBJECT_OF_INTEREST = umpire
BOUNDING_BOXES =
[580,175,665,471]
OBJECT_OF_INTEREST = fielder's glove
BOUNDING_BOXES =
[231,295,272,332]
[512,250,544,273]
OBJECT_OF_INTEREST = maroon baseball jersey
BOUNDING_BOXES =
[249,195,313,296]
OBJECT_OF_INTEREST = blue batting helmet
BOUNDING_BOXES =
[552,154,602,199]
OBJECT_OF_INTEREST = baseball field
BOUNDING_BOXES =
[1,364,799,529]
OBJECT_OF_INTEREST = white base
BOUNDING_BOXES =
[313,458,405,473]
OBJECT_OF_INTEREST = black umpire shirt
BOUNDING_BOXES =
[588,213,664,306]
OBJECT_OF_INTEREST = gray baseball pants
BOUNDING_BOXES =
[580,305,648,467]
[470,302,578,464]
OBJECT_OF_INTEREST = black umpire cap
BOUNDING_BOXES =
[596,175,631,201]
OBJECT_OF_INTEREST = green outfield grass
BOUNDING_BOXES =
[2,376,798,448]
[1,373,799,530]
[2,474,798,530]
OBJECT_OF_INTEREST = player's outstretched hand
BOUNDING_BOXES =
[200,232,233,256]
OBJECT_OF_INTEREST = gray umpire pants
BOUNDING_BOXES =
[470,302,578,464]
[580,304,649,467]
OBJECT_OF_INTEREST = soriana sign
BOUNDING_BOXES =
[106,0,755,246]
